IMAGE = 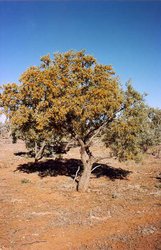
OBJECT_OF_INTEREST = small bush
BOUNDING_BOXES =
[21,178,30,184]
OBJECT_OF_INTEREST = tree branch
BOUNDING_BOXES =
[84,106,126,147]
[64,139,76,152]
[73,165,81,182]
[75,135,85,148]
[35,141,46,162]
[91,164,102,173]
[85,121,108,147]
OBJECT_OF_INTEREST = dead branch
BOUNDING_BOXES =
[22,240,47,246]
[73,165,81,182]
[91,164,102,173]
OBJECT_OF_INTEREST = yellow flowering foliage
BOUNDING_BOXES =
[0,50,144,162]
[34,50,124,139]
[0,69,54,151]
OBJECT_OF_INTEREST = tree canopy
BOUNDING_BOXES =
[0,50,154,192]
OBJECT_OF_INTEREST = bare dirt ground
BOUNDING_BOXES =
[0,140,161,250]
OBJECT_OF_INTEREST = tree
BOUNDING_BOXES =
[0,122,10,139]
[104,100,161,161]
[140,107,161,156]
[0,81,62,161]
[0,50,145,192]
[104,92,147,162]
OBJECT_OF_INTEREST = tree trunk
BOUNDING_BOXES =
[34,141,46,162]
[77,163,92,192]
[156,146,161,158]
[77,143,93,192]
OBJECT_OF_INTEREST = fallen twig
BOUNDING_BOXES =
[22,240,47,246]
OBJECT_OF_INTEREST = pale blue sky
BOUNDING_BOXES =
[0,1,161,108]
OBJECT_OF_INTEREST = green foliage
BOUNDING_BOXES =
[147,108,161,145]
[136,107,161,154]
[104,100,161,161]
[0,121,10,139]
[104,84,145,161]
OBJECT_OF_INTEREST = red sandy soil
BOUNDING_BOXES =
[0,140,161,250]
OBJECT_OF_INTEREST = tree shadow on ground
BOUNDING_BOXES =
[14,151,32,157]
[16,158,132,181]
